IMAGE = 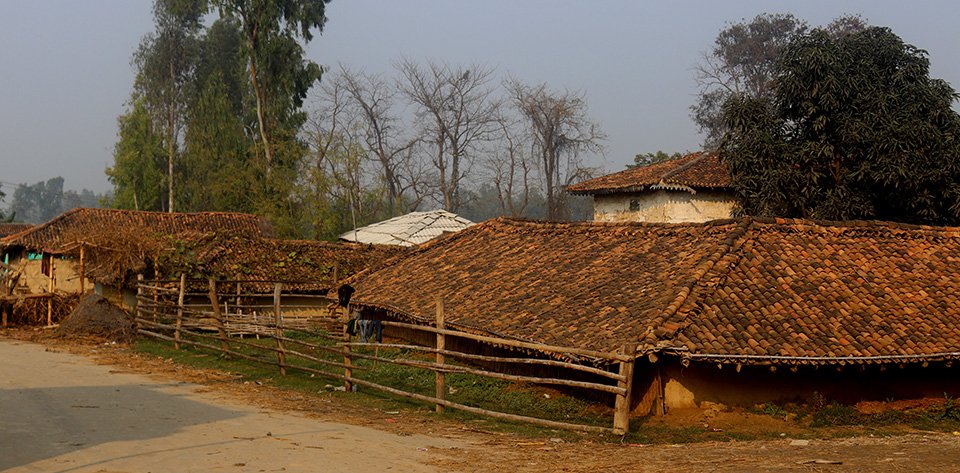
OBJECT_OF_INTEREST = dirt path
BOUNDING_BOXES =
[0,339,462,473]
[4,335,960,473]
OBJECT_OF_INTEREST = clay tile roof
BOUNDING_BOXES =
[346,216,960,366]
[183,235,408,292]
[665,218,960,365]
[566,151,731,195]
[0,223,33,239]
[339,210,474,247]
[0,208,273,253]
[346,218,743,357]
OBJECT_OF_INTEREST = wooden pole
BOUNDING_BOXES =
[612,343,637,435]
[274,283,286,375]
[207,278,230,353]
[152,266,159,322]
[174,273,186,350]
[78,246,85,294]
[136,274,144,321]
[47,256,55,326]
[435,298,446,413]
[342,303,353,392]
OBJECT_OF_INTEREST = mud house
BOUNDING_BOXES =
[339,210,474,246]
[342,217,960,417]
[0,208,272,302]
[567,151,734,223]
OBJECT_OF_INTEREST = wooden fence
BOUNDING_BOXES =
[135,277,636,434]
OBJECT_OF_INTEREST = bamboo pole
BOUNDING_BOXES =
[613,343,637,435]
[341,342,625,381]
[207,278,230,353]
[46,256,55,326]
[380,320,631,362]
[152,266,159,322]
[342,304,353,392]
[343,375,612,433]
[136,274,144,323]
[78,246,85,294]
[274,283,286,375]
[344,350,625,395]
[175,273,186,350]
[435,298,446,413]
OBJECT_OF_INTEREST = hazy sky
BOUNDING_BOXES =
[1,1,958,195]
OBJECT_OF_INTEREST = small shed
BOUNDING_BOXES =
[567,152,734,223]
[339,210,474,247]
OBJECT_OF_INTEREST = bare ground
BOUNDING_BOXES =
[5,328,960,473]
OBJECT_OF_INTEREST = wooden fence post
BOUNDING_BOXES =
[274,283,286,375]
[136,274,144,321]
[342,303,353,392]
[174,273,186,350]
[613,343,638,435]
[47,256,55,326]
[435,298,446,413]
[79,246,85,294]
[207,278,230,353]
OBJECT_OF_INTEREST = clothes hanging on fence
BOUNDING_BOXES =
[356,319,383,343]
[346,318,358,336]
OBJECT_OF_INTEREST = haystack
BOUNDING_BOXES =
[56,294,136,342]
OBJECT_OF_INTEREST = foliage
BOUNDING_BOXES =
[722,26,960,224]
[692,13,867,149]
[107,99,167,211]
[630,151,683,168]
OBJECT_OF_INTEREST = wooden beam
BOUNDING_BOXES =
[435,298,446,413]
[274,283,286,375]
[613,343,638,434]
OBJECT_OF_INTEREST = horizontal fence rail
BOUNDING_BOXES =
[134,276,636,434]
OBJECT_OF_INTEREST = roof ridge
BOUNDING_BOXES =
[642,217,753,348]
[657,151,709,183]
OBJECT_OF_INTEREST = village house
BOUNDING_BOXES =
[342,217,960,416]
[0,208,272,301]
[339,210,474,246]
[566,151,734,223]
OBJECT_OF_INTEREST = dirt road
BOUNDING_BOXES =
[4,335,960,473]
[0,339,461,473]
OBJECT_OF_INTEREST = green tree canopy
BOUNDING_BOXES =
[630,151,683,168]
[721,26,960,225]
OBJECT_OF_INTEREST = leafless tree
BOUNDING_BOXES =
[338,65,420,215]
[485,112,535,217]
[397,59,501,211]
[507,80,604,220]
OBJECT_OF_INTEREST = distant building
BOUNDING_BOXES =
[339,210,474,247]
[567,152,734,223]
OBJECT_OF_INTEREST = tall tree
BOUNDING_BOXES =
[722,26,960,224]
[507,80,605,220]
[398,59,501,211]
[211,0,328,173]
[692,13,867,149]
[107,99,167,211]
[133,0,204,212]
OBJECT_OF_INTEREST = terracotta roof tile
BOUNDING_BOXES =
[0,208,272,253]
[566,152,731,195]
[346,216,960,365]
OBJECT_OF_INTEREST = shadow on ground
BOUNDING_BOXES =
[0,383,241,471]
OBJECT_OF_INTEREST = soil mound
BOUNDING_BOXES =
[56,294,136,343]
